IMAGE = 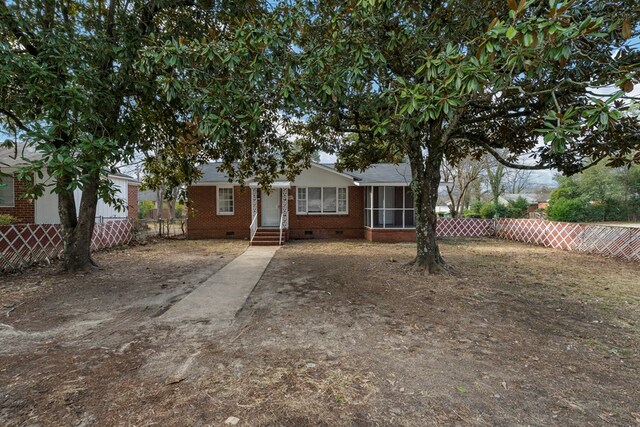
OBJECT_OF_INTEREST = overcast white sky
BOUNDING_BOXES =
[319,152,558,187]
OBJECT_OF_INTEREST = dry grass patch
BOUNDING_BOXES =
[1,237,639,426]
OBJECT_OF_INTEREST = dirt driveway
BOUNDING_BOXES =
[1,238,639,426]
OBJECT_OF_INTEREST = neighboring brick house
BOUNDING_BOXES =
[1,144,138,224]
[188,162,433,243]
[0,172,34,223]
[126,179,139,220]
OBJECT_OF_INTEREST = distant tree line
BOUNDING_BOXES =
[441,153,537,219]
[465,197,532,219]
[547,163,640,222]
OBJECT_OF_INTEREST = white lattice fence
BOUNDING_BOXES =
[495,219,582,249]
[91,219,133,251]
[436,218,494,237]
[1,219,134,273]
[495,219,640,262]
[0,224,64,272]
[574,225,640,261]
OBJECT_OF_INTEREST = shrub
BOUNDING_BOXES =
[463,200,484,218]
[174,203,185,218]
[0,214,18,225]
[138,200,155,218]
[479,202,507,218]
[506,196,530,218]
[546,197,589,222]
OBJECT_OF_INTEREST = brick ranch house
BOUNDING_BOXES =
[188,162,444,244]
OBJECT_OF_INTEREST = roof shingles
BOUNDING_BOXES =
[197,162,413,185]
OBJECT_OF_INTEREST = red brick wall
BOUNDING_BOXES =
[364,228,417,243]
[288,186,365,239]
[187,185,252,239]
[127,184,139,219]
[0,174,35,224]
[186,185,367,240]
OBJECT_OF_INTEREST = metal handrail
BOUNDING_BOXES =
[250,213,258,243]
[278,212,284,246]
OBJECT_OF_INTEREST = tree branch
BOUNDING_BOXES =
[470,136,607,174]
[0,107,31,132]
[459,109,533,126]
[0,3,39,56]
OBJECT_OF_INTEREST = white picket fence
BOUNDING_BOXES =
[0,219,133,273]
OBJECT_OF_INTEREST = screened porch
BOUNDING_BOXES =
[364,186,415,229]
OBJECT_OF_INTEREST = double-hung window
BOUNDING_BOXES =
[0,176,15,208]
[297,187,348,214]
[217,187,234,215]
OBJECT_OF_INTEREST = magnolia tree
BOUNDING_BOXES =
[144,0,639,273]
[282,0,639,272]
[0,0,277,270]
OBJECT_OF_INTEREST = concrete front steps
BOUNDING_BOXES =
[251,228,285,246]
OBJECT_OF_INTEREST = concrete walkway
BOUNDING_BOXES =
[161,246,279,324]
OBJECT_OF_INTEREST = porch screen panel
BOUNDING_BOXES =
[365,187,372,227]
[404,209,415,227]
[404,188,415,227]
[365,185,415,229]
[391,187,404,228]
[404,188,414,208]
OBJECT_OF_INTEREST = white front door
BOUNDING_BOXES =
[261,190,281,227]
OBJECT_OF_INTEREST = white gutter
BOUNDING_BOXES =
[353,182,411,186]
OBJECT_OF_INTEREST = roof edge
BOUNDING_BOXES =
[310,162,356,181]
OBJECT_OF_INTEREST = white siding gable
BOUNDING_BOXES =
[35,173,130,224]
[292,164,354,188]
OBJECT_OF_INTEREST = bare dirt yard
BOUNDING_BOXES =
[1,238,639,426]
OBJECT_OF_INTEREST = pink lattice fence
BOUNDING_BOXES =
[1,219,133,272]
[495,219,640,261]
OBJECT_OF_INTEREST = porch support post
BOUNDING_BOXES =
[281,188,289,229]
[251,187,258,220]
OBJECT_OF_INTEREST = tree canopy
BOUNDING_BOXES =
[0,0,278,269]
[277,0,640,271]
[1,0,639,272]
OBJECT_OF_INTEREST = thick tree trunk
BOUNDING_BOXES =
[58,174,100,271]
[409,149,446,274]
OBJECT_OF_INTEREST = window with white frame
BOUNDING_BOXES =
[296,187,307,213]
[0,176,15,208]
[217,187,234,215]
[297,187,348,214]
[337,188,347,212]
